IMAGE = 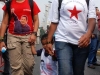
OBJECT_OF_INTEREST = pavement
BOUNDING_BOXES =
[0,43,100,75]
[84,56,100,75]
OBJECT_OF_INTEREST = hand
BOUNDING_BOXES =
[46,43,54,56]
[78,32,91,48]
[91,34,95,38]
[28,34,36,44]
[0,42,6,51]
[11,8,15,13]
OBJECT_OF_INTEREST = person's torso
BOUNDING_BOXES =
[55,0,89,44]
[40,49,57,75]
[8,0,34,35]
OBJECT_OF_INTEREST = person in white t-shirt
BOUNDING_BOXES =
[46,0,96,75]
[0,0,10,75]
[87,7,100,69]
[34,34,58,75]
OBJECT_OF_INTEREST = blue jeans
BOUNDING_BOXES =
[88,36,99,65]
[55,41,89,75]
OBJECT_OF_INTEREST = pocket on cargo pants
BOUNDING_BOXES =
[7,35,18,50]
[6,34,24,75]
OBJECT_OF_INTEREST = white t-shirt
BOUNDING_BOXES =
[40,49,57,75]
[49,0,96,44]
[0,1,4,26]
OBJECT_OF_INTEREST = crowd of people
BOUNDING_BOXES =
[0,0,100,75]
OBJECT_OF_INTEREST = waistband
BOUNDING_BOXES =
[9,32,32,36]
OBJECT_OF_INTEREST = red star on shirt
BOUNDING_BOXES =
[68,6,82,19]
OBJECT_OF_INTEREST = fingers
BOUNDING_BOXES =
[46,44,54,56]
[49,51,54,56]
[28,38,35,44]
[78,40,89,48]
[46,47,54,56]
[0,42,6,51]
[30,42,35,45]
[28,34,36,43]
[78,35,90,48]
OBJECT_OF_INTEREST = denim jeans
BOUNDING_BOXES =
[55,41,89,75]
[88,36,99,65]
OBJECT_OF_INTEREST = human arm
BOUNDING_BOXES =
[12,13,18,21]
[46,0,59,55]
[47,23,57,56]
[78,0,96,48]
[31,45,37,55]
[78,18,96,48]
[0,11,9,51]
[36,48,43,56]
[97,13,100,30]
[28,1,40,44]
[29,14,39,43]
[52,50,57,61]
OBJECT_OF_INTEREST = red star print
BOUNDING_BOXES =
[68,6,82,19]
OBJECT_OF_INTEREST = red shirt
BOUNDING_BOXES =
[3,0,40,35]
[98,13,100,30]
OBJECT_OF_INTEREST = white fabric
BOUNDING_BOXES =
[40,48,57,75]
[0,1,4,26]
[49,0,96,44]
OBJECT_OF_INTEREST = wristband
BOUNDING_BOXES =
[0,37,4,42]
[47,41,52,44]
[32,32,37,36]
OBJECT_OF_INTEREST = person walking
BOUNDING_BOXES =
[0,0,10,75]
[0,0,40,75]
[34,34,57,75]
[46,0,96,75]
[87,7,100,69]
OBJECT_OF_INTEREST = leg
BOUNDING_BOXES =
[55,41,73,75]
[2,51,10,75]
[22,36,35,75]
[7,34,24,75]
[73,45,89,75]
[88,37,98,65]
[93,39,99,64]
[93,40,100,66]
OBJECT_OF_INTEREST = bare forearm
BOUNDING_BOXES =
[0,12,9,37]
[87,18,96,35]
[0,26,1,35]
[34,20,39,32]
[47,22,57,42]
[33,15,39,32]
[0,23,8,37]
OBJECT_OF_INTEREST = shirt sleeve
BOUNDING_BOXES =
[33,1,40,15]
[2,5,6,11]
[48,0,59,23]
[88,0,96,18]
[36,49,43,56]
